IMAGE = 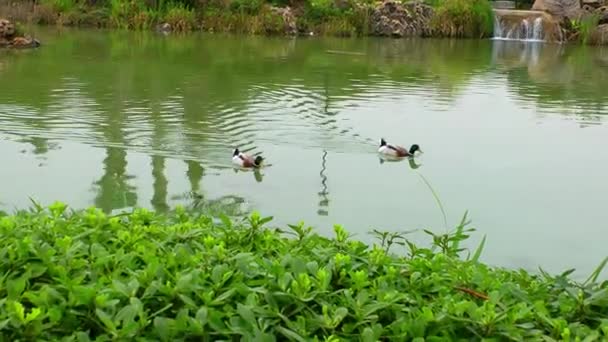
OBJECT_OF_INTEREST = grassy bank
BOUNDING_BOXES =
[1,202,607,340]
[0,0,494,37]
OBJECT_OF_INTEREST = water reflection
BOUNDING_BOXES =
[318,150,329,216]
[92,147,137,213]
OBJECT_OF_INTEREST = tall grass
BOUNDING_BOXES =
[431,0,494,38]
[163,2,197,31]
[41,0,76,13]
[571,14,601,44]
[202,7,284,35]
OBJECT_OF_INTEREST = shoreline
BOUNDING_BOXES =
[1,0,494,40]
[2,3,608,46]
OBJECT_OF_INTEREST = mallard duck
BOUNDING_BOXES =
[232,148,264,168]
[378,138,421,157]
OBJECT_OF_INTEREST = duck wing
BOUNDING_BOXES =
[388,144,408,156]
[238,153,256,167]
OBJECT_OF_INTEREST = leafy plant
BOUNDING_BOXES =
[164,2,197,31]
[42,0,77,13]
[570,14,600,44]
[431,0,494,38]
[0,202,606,340]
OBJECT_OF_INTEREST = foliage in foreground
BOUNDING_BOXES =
[1,203,607,340]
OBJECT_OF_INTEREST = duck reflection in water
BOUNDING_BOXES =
[232,166,265,183]
[379,155,422,169]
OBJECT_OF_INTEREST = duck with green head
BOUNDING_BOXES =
[378,138,422,157]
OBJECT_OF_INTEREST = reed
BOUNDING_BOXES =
[430,0,494,38]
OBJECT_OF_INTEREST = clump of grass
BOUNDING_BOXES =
[0,201,607,340]
[431,0,494,38]
[41,0,76,13]
[201,6,284,34]
[570,14,600,44]
[163,2,197,31]
[110,0,159,30]
[300,0,373,36]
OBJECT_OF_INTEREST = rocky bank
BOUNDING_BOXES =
[532,0,608,44]
[0,18,40,49]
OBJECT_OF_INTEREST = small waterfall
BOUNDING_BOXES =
[492,10,562,42]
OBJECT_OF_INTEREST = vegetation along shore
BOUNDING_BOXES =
[0,203,607,340]
[1,0,607,44]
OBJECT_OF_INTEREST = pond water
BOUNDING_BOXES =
[1,28,608,278]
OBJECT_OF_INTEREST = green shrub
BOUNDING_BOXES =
[41,0,76,13]
[202,7,284,34]
[229,0,264,15]
[431,0,494,38]
[0,203,607,340]
[570,14,600,44]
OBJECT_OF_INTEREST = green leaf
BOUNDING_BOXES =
[48,307,63,323]
[25,307,41,323]
[259,216,274,226]
[195,307,208,327]
[75,332,92,342]
[13,301,25,322]
[211,288,236,305]
[7,277,26,299]
[0,319,9,330]
[95,309,116,333]
[115,304,137,326]
[153,317,172,341]
[275,326,306,342]
[470,234,486,263]
[585,256,608,285]
[112,280,130,298]
[237,304,257,328]
[362,327,375,342]
[219,214,232,229]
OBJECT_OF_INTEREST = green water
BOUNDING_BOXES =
[1,28,608,277]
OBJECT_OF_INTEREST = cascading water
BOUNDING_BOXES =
[492,9,562,42]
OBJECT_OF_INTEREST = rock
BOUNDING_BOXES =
[596,6,608,24]
[371,0,433,37]
[156,22,172,34]
[532,0,580,18]
[1,18,41,49]
[589,23,608,44]
[582,0,603,7]
[269,6,297,36]
[0,18,16,37]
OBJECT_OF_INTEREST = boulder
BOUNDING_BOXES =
[0,18,16,37]
[1,18,41,49]
[532,0,580,18]
[588,23,608,44]
[582,0,604,7]
[269,6,297,36]
[597,6,608,24]
[371,0,433,37]
[156,22,172,35]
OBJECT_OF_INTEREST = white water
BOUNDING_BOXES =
[493,15,545,42]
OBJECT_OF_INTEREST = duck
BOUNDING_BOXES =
[232,148,264,168]
[378,138,422,158]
